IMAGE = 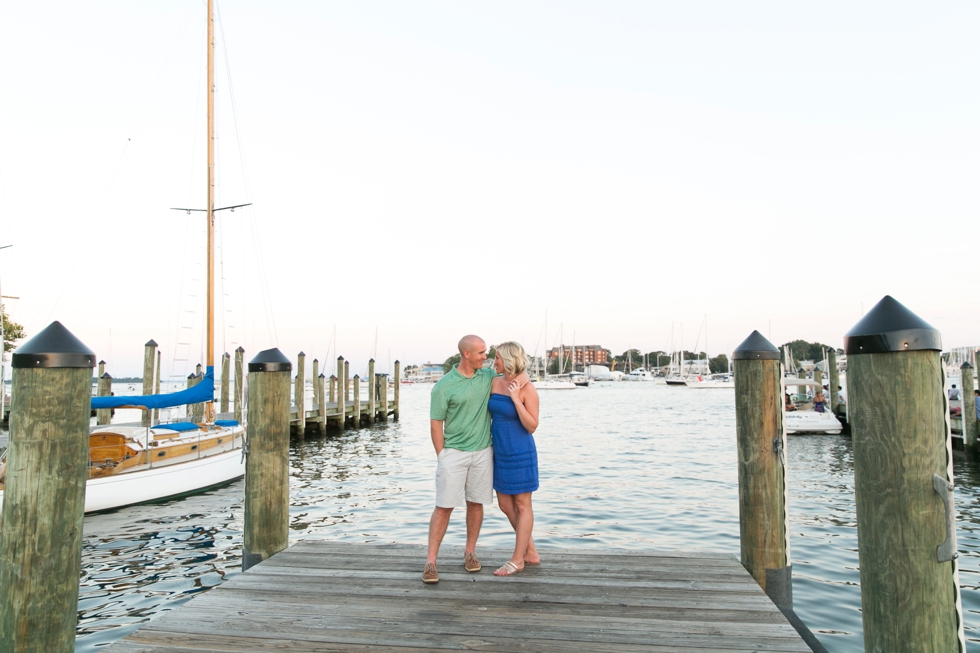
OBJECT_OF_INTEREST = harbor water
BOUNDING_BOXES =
[13,382,980,651]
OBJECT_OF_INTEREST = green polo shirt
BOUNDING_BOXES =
[430,366,496,451]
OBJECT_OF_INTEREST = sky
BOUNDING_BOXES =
[0,1,977,378]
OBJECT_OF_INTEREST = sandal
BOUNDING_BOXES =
[494,560,524,577]
[464,551,481,572]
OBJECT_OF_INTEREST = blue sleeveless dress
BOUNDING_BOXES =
[489,393,539,495]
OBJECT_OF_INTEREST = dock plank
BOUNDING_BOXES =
[103,541,814,652]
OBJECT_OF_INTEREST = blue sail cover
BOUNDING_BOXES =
[91,367,215,410]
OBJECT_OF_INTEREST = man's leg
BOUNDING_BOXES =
[426,506,453,565]
[464,501,483,554]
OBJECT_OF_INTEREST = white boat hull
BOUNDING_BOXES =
[785,410,842,435]
[0,426,245,514]
[532,380,577,390]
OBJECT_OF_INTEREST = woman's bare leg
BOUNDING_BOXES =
[495,492,534,574]
[497,492,539,564]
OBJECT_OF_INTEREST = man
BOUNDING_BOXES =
[949,384,961,401]
[423,335,525,584]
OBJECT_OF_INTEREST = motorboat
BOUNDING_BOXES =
[784,378,842,435]
[687,374,735,389]
[569,372,590,387]
[624,368,655,382]
[532,376,577,390]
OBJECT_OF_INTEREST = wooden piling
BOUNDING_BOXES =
[962,362,976,455]
[142,339,157,427]
[234,346,244,423]
[221,352,230,413]
[367,359,376,424]
[732,330,791,610]
[317,373,326,432]
[344,359,350,421]
[381,374,389,421]
[844,295,963,651]
[154,349,161,424]
[333,357,345,430]
[295,351,306,436]
[328,375,336,403]
[0,321,96,653]
[97,372,113,425]
[243,348,292,572]
[312,358,320,409]
[353,375,361,428]
[98,359,105,379]
[828,349,840,415]
[394,360,400,419]
[188,372,200,422]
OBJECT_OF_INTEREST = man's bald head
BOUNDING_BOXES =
[458,335,486,355]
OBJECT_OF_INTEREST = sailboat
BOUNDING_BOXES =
[0,0,247,514]
[531,317,575,390]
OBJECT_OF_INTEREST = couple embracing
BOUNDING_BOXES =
[423,335,540,583]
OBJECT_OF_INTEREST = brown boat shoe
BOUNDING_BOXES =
[422,562,439,584]
[464,551,481,572]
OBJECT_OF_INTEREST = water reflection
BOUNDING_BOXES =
[67,384,980,652]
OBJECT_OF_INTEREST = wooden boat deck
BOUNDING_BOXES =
[104,540,816,652]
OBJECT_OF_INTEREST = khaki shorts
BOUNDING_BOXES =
[435,446,493,508]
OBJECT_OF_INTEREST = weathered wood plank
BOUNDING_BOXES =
[103,540,814,653]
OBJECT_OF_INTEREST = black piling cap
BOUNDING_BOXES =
[318,373,326,378]
[844,295,941,355]
[101,372,112,379]
[732,330,780,360]
[249,348,292,373]
[12,321,96,369]
[962,362,974,370]
[236,346,245,353]
[145,339,158,347]
[298,351,305,357]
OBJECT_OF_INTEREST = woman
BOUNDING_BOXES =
[813,388,827,413]
[489,341,541,576]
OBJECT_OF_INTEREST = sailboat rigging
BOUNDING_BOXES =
[0,0,253,513]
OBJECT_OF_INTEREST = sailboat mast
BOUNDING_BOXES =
[205,0,216,422]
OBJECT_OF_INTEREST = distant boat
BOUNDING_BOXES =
[784,378,842,435]
[624,368,655,382]
[686,374,734,389]
[532,377,577,390]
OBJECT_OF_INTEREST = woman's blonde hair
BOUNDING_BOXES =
[495,341,528,376]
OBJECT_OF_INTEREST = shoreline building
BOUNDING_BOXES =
[546,345,608,370]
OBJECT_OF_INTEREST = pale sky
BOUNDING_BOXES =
[1,1,977,377]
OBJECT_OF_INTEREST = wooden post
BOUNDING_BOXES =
[814,368,823,400]
[95,372,112,426]
[342,359,349,426]
[381,374,389,421]
[189,369,204,422]
[234,346,244,423]
[353,375,361,428]
[367,358,376,424]
[796,368,806,398]
[221,351,230,414]
[98,359,105,379]
[154,349,161,424]
[97,372,113,425]
[243,348,291,572]
[829,349,840,415]
[295,351,306,436]
[318,373,326,432]
[0,321,95,653]
[394,360,401,420]
[961,362,977,456]
[329,375,336,403]
[333,357,345,430]
[312,358,320,410]
[142,339,157,427]
[845,295,963,651]
[732,330,791,610]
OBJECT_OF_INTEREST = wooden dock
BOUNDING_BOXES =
[104,541,816,652]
